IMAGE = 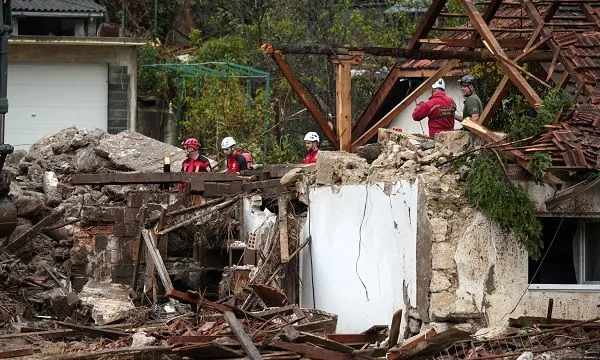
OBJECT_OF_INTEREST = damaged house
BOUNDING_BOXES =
[265,0,600,344]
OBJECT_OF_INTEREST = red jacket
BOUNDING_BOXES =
[181,155,212,173]
[227,151,249,173]
[412,91,457,138]
[302,150,319,165]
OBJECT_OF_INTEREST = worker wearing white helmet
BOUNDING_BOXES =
[411,78,458,138]
[302,131,320,165]
[221,136,248,173]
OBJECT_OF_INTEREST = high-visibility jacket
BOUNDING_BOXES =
[302,149,319,165]
[227,151,249,173]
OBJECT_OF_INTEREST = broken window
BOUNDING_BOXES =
[529,218,600,286]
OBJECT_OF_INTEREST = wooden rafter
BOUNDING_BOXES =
[478,75,511,126]
[351,59,460,150]
[459,0,542,107]
[406,0,448,50]
[351,66,402,142]
[261,45,339,148]
[579,3,600,31]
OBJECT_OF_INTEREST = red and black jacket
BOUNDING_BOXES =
[227,151,249,173]
[181,155,212,173]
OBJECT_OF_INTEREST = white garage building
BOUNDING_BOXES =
[6,0,143,149]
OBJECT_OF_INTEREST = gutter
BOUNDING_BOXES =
[12,11,104,18]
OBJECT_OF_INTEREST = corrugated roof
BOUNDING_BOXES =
[12,0,106,13]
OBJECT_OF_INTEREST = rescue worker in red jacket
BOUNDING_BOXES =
[302,131,320,165]
[181,138,212,172]
[221,136,248,173]
[411,78,458,138]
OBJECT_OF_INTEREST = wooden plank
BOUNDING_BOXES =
[0,348,34,358]
[262,46,339,148]
[223,311,263,360]
[479,75,511,126]
[327,333,384,344]
[251,304,296,319]
[352,59,460,149]
[5,209,64,253]
[352,66,402,141]
[142,229,174,293]
[271,340,352,360]
[298,332,356,353]
[333,58,353,151]
[459,0,542,107]
[388,309,403,350]
[388,329,437,360]
[173,342,244,358]
[278,194,289,263]
[397,329,472,359]
[56,321,130,339]
[406,0,448,50]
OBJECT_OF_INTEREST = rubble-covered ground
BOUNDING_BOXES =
[0,126,598,359]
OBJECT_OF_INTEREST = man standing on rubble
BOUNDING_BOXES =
[457,74,483,123]
[302,131,320,165]
[181,138,212,172]
[221,136,249,173]
[411,78,458,138]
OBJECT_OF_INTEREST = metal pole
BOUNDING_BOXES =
[0,1,12,145]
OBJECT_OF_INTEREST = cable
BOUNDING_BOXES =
[356,184,370,301]
[502,217,564,321]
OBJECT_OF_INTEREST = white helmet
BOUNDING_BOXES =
[432,78,445,90]
[304,132,320,143]
[221,136,236,149]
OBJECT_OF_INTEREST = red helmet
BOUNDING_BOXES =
[182,138,200,151]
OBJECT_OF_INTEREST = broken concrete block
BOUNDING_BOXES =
[355,143,383,164]
[315,151,369,186]
[401,160,418,171]
[43,171,62,207]
[74,146,111,173]
[14,192,45,217]
[429,291,455,319]
[95,131,187,173]
[436,131,471,156]
[79,281,135,325]
[132,332,157,347]
[430,217,448,243]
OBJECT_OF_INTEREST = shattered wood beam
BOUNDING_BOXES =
[0,349,34,359]
[519,0,596,96]
[271,340,352,360]
[5,210,64,253]
[479,75,511,126]
[460,0,542,108]
[352,59,460,150]
[352,66,402,141]
[515,33,555,62]
[278,194,290,263]
[142,229,174,293]
[262,44,339,148]
[461,119,564,188]
[419,38,531,48]
[406,0,448,50]
[56,322,130,339]
[52,346,171,360]
[223,311,263,360]
[266,44,552,61]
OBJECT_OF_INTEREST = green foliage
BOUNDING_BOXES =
[191,35,259,65]
[506,90,571,141]
[528,153,551,183]
[137,44,172,97]
[464,151,543,260]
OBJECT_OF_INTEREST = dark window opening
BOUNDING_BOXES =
[18,17,79,36]
[529,218,578,284]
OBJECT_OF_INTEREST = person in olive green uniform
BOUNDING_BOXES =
[456,74,483,123]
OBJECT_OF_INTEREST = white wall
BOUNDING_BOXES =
[299,181,418,333]
[389,76,464,137]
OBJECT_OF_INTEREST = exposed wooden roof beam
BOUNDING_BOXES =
[460,0,542,107]
[478,75,511,126]
[406,0,448,50]
[418,38,531,48]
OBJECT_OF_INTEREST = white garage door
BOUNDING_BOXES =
[6,63,108,150]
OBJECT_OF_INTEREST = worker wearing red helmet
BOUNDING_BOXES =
[411,78,458,138]
[181,137,212,173]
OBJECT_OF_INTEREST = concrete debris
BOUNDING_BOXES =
[79,282,135,325]
[315,150,369,185]
[131,331,157,347]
